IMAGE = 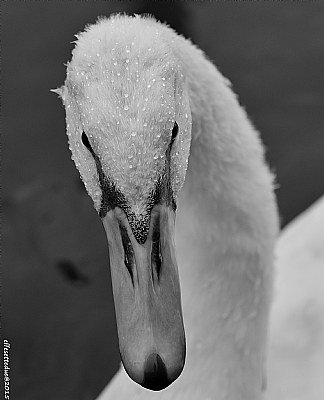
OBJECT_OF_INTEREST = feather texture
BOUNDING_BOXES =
[58,14,279,400]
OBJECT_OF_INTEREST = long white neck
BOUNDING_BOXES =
[173,38,279,399]
[98,21,279,400]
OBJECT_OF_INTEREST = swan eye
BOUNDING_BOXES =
[81,131,93,153]
[171,122,178,142]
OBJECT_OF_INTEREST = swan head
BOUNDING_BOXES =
[56,15,192,390]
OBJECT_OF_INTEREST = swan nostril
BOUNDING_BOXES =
[151,214,162,283]
[119,222,135,285]
[142,353,171,391]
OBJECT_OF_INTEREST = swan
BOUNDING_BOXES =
[265,196,324,400]
[54,14,279,399]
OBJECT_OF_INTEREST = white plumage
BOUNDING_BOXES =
[265,196,324,400]
[57,14,279,399]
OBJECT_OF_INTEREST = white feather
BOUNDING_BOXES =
[60,14,279,400]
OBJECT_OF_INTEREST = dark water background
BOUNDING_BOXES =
[2,2,324,399]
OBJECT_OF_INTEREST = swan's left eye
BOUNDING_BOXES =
[171,122,178,142]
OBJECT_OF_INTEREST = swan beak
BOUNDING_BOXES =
[102,204,186,391]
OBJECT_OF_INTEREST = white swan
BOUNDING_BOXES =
[54,14,279,399]
[265,196,324,400]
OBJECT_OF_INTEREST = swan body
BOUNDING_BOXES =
[265,196,324,400]
[56,14,279,399]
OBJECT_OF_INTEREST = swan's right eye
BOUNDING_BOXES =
[81,131,93,152]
